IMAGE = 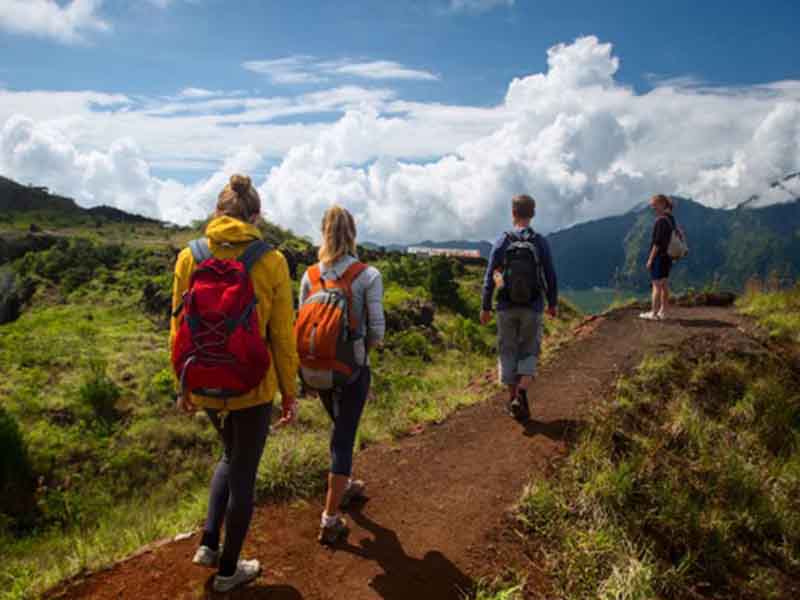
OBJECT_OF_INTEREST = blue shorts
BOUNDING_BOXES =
[650,255,672,281]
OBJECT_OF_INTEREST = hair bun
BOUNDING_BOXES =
[229,174,252,195]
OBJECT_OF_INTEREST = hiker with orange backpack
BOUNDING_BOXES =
[170,175,299,593]
[295,205,385,545]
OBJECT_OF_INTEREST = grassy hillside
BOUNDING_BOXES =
[0,184,582,599]
[549,197,800,291]
[506,285,800,599]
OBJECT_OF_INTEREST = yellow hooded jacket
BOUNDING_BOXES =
[169,216,298,410]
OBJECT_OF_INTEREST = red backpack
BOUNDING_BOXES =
[171,238,272,400]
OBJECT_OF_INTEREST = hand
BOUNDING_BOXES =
[480,310,493,326]
[276,395,298,427]
[176,393,197,414]
[546,306,558,318]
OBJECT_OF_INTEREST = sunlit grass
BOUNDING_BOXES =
[516,342,800,599]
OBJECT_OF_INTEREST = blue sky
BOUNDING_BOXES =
[0,0,799,241]
[5,1,798,102]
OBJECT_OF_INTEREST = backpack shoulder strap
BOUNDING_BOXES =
[339,262,368,289]
[238,240,272,273]
[339,262,368,331]
[188,238,212,264]
[306,264,323,294]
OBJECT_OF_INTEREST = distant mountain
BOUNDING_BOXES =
[548,195,800,291]
[0,175,162,225]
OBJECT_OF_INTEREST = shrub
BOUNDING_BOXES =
[442,315,491,354]
[428,257,460,310]
[388,329,433,360]
[0,406,34,525]
[78,358,121,420]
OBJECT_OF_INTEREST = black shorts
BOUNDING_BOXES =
[650,255,672,281]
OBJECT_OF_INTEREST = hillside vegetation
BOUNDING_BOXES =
[0,185,581,599]
[512,284,800,599]
[549,197,800,291]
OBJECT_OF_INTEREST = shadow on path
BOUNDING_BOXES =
[523,418,583,443]
[339,506,474,600]
[670,318,735,329]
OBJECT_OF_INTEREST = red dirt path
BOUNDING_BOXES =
[47,306,744,600]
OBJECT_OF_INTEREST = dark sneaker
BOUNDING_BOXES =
[318,515,349,546]
[509,390,530,423]
[340,479,366,509]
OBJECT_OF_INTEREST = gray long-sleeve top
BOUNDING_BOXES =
[299,255,385,346]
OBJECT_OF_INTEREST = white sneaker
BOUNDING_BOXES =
[213,559,261,593]
[639,311,657,320]
[192,545,219,568]
[656,311,666,320]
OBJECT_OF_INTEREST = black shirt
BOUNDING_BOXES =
[652,214,676,257]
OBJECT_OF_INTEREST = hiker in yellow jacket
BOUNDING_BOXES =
[169,174,298,593]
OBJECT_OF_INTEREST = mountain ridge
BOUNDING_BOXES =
[3,173,799,290]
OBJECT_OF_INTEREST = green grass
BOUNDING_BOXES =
[1,243,585,599]
[516,340,800,599]
[738,281,800,343]
[0,229,587,599]
[469,576,525,600]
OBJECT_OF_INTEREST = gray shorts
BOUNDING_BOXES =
[496,307,543,385]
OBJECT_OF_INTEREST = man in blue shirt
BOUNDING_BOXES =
[480,194,558,422]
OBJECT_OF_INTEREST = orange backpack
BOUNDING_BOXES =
[295,262,368,391]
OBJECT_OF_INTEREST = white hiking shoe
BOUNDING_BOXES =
[639,311,658,321]
[192,545,219,568]
[213,559,262,593]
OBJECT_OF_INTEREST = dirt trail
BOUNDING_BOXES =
[48,306,744,600]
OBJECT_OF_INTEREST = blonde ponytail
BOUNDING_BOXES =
[318,205,357,266]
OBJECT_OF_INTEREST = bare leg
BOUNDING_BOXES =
[651,282,661,315]
[518,375,533,392]
[324,473,349,516]
[660,281,669,317]
[507,383,518,401]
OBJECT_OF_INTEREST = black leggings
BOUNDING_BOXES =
[203,403,271,575]
[321,367,371,476]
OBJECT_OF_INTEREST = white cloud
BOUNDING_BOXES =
[0,0,110,44]
[449,0,514,14]
[1,36,799,245]
[242,56,439,85]
[243,56,328,85]
[178,87,226,98]
[326,60,439,81]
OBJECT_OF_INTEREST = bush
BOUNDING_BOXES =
[428,257,460,310]
[387,329,433,360]
[442,315,491,354]
[78,358,121,420]
[0,406,34,525]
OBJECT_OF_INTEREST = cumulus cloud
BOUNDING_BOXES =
[243,56,439,84]
[1,36,799,244]
[0,0,109,44]
[0,114,263,223]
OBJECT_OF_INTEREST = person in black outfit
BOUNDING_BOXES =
[640,193,676,320]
